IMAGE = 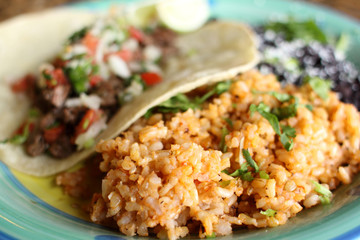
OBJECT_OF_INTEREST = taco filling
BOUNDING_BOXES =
[4,15,177,158]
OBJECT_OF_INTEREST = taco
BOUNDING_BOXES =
[0,8,258,177]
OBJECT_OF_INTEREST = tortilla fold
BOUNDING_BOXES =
[0,8,258,176]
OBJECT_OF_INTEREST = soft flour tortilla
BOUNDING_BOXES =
[0,8,258,176]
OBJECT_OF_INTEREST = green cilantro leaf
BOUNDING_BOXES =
[242,149,259,173]
[252,90,293,102]
[206,233,216,238]
[241,172,254,181]
[219,127,229,152]
[304,76,332,100]
[224,118,233,128]
[249,103,296,151]
[272,102,298,121]
[304,104,313,111]
[259,170,270,179]
[311,180,332,204]
[197,81,232,104]
[228,162,249,177]
[249,103,271,117]
[65,65,89,94]
[68,27,89,43]
[264,18,327,44]
[219,180,231,188]
[146,81,232,117]
[5,122,32,145]
[260,209,277,217]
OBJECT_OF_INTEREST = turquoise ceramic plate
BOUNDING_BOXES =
[1,0,360,239]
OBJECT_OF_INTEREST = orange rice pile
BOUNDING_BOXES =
[90,71,360,239]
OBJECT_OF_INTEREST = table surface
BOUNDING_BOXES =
[0,0,359,22]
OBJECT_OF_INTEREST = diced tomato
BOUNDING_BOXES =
[52,68,67,85]
[141,72,162,86]
[44,68,68,88]
[44,125,65,143]
[53,57,67,68]
[82,33,99,56]
[104,49,133,62]
[129,26,144,42]
[75,109,102,138]
[11,75,35,93]
[116,49,133,62]
[15,122,35,135]
[89,75,102,87]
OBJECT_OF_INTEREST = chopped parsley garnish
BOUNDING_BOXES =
[311,180,332,205]
[4,122,32,145]
[260,209,277,217]
[264,18,327,44]
[304,104,313,111]
[271,101,298,121]
[280,125,297,151]
[242,172,254,182]
[68,27,89,43]
[252,90,313,119]
[304,76,332,100]
[206,233,216,238]
[224,118,233,128]
[197,81,232,104]
[156,94,199,113]
[223,150,258,182]
[219,127,229,152]
[259,170,270,179]
[250,103,280,135]
[65,65,89,94]
[82,119,90,130]
[250,103,296,151]
[219,180,231,188]
[242,149,259,173]
[28,108,40,118]
[83,138,95,149]
[252,90,292,102]
[42,71,52,80]
[226,162,249,177]
[145,81,232,117]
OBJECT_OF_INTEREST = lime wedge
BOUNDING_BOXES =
[156,0,210,32]
[126,0,159,28]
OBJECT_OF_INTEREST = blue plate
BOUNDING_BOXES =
[0,0,360,239]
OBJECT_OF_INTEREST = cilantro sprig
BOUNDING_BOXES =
[219,127,229,152]
[223,149,259,182]
[252,90,312,121]
[311,180,332,205]
[250,103,296,151]
[145,81,232,118]
[68,27,89,43]
[264,18,328,44]
[304,76,332,100]
[260,209,277,217]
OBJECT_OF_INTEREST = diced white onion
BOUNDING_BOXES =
[108,55,131,78]
[144,61,162,75]
[128,62,142,72]
[238,136,245,164]
[122,38,139,52]
[72,44,88,55]
[98,62,110,80]
[144,45,161,61]
[126,81,143,97]
[75,117,107,150]
[38,63,54,72]
[65,93,102,109]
